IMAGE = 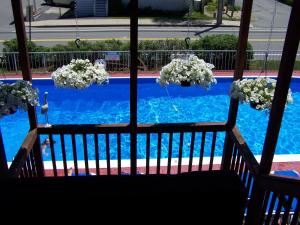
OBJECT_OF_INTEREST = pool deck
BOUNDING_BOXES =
[1,70,300,79]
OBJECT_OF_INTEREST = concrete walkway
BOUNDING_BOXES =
[25,17,242,28]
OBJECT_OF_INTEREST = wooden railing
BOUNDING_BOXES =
[228,127,260,200]
[36,122,227,177]
[7,121,300,225]
[256,175,300,225]
[8,129,38,178]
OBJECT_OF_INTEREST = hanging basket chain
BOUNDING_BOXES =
[261,0,278,76]
[185,0,193,51]
[74,0,80,48]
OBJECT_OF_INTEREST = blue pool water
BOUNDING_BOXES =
[1,78,299,161]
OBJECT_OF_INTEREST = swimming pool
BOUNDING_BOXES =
[1,77,299,161]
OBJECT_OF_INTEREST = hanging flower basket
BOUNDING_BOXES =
[156,55,217,89]
[229,77,293,111]
[51,59,109,89]
[0,81,39,118]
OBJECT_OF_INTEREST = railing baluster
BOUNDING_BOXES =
[167,132,173,175]
[234,151,241,173]
[49,134,57,177]
[245,174,253,199]
[242,167,249,186]
[188,132,195,172]
[60,134,68,177]
[260,191,271,221]
[264,192,278,225]
[198,132,206,171]
[230,144,238,171]
[238,159,245,178]
[146,133,150,175]
[117,133,121,176]
[178,132,184,174]
[22,160,29,177]
[20,168,25,178]
[157,132,162,175]
[290,200,300,225]
[83,134,89,175]
[29,150,37,177]
[280,196,293,225]
[94,134,100,176]
[209,131,217,171]
[71,134,78,176]
[272,194,284,225]
[106,133,111,175]
[26,157,32,177]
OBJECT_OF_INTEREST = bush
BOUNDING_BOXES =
[2,35,253,71]
[194,34,253,70]
[2,39,48,69]
[108,0,127,16]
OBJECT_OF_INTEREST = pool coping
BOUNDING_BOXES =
[1,70,300,80]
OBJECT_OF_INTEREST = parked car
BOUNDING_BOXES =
[44,0,75,8]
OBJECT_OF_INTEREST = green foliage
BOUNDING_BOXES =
[195,35,253,69]
[2,39,47,52]
[278,0,293,6]
[206,2,217,12]
[2,35,253,70]
[108,0,127,16]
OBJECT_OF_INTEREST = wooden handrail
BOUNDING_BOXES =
[38,124,131,134]
[259,174,300,198]
[8,129,37,177]
[37,122,227,134]
[229,126,260,176]
[137,122,226,133]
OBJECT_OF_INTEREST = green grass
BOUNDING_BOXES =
[206,2,217,12]
[249,60,300,70]
[183,10,213,20]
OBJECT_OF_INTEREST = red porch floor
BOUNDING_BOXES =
[44,162,300,178]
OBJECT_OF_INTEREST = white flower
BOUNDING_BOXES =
[51,59,109,89]
[0,81,39,118]
[156,55,217,89]
[229,77,293,111]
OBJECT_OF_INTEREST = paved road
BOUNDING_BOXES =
[235,0,292,28]
[0,26,291,51]
[0,0,44,31]
[0,0,296,51]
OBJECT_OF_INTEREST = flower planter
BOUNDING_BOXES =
[157,55,216,89]
[180,81,191,87]
[230,77,293,111]
[250,101,262,110]
[52,59,109,89]
[0,81,39,119]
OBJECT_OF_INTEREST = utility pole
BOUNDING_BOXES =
[217,0,224,25]
[33,0,37,14]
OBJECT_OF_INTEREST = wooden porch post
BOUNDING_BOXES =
[245,2,300,225]
[221,0,253,170]
[259,0,300,175]
[130,0,138,175]
[0,128,8,177]
[11,0,44,177]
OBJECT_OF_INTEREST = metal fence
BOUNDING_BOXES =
[0,50,299,75]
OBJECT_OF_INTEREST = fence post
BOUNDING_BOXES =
[13,53,18,74]
[42,53,46,72]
